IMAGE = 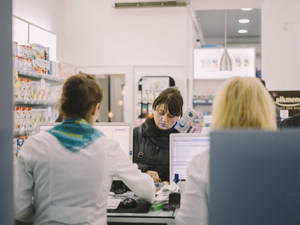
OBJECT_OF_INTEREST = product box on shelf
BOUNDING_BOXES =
[14,42,76,81]
[13,42,76,144]
[192,93,215,105]
[18,43,49,61]
[14,105,58,136]
[13,42,18,57]
[15,43,53,77]
[30,43,49,61]
[14,78,62,104]
[14,136,28,155]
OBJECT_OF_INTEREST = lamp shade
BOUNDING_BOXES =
[220,48,232,71]
[219,10,232,71]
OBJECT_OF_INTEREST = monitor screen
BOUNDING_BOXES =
[170,133,209,181]
[94,123,131,159]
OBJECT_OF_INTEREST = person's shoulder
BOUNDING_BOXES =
[26,131,54,145]
[133,123,144,136]
[192,149,209,161]
[94,135,119,148]
[95,135,127,154]
[133,125,140,133]
[187,150,209,181]
[280,114,300,127]
[94,136,130,162]
[20,131,55,157]
[189,150,209,169]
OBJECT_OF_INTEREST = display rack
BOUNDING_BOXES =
[13,42,64,155]
[192,99,213,106]
[18,71,64,83]
[136,76,175,122]
[15,100,57,106]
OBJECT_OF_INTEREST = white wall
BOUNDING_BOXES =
[62,0,190,123]
[62,0,187,66]
[262,0,300,90]
[13,0,64,60]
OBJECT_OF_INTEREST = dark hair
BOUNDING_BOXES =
[59,73,103,120]
[152,87,183,117]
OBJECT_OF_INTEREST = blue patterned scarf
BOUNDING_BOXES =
[48,118,102,152]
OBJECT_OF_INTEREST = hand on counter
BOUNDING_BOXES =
[146,170,160,183]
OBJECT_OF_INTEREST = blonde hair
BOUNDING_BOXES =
[212,77,277,130]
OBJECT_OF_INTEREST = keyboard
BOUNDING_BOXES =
[107,198,121,210]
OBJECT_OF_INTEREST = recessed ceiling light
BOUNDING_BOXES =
[238,29,248,34]
[241,8,253,11]
[239,19,250,24]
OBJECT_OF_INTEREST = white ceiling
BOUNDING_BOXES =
[196,8,261,44]
[191,0,262,10]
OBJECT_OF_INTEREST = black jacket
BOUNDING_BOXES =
[280,113,300,128]
[133,118,178,181]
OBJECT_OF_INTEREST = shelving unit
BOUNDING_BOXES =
[13,43,64,154]
[14,130,34,137]
[192,99,213,106]
[18,71,64,83]
[15,100,57,106]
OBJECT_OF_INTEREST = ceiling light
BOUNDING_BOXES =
[241,8,253,11]
[220,10,232,71]
[239,19,250,24]
[238,29,248,34]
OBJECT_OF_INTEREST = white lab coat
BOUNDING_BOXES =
[15,131,155,225]
[175,150,209,225]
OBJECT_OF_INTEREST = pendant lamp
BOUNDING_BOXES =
[220,10,232,71]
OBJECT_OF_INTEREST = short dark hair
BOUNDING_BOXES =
[59,73,103,120]
[152,87,183,117]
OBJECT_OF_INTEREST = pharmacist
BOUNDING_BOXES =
[14,73,155,225]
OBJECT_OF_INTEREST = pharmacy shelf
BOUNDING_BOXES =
[18,71,64,83]
[15,100,57,107]
[14,130,33,137]
[192,100,213,106]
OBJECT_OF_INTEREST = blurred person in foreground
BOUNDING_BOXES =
[176,77,277,225]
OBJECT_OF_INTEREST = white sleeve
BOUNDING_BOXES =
[14,141,35,222]
[175,152,209,225]
[109,142,155,203]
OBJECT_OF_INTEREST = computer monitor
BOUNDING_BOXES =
[210,130,300,225]
[169,133,210,181]
[94,123,132,159]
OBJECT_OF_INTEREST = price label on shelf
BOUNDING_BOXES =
[14,69,20,88]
